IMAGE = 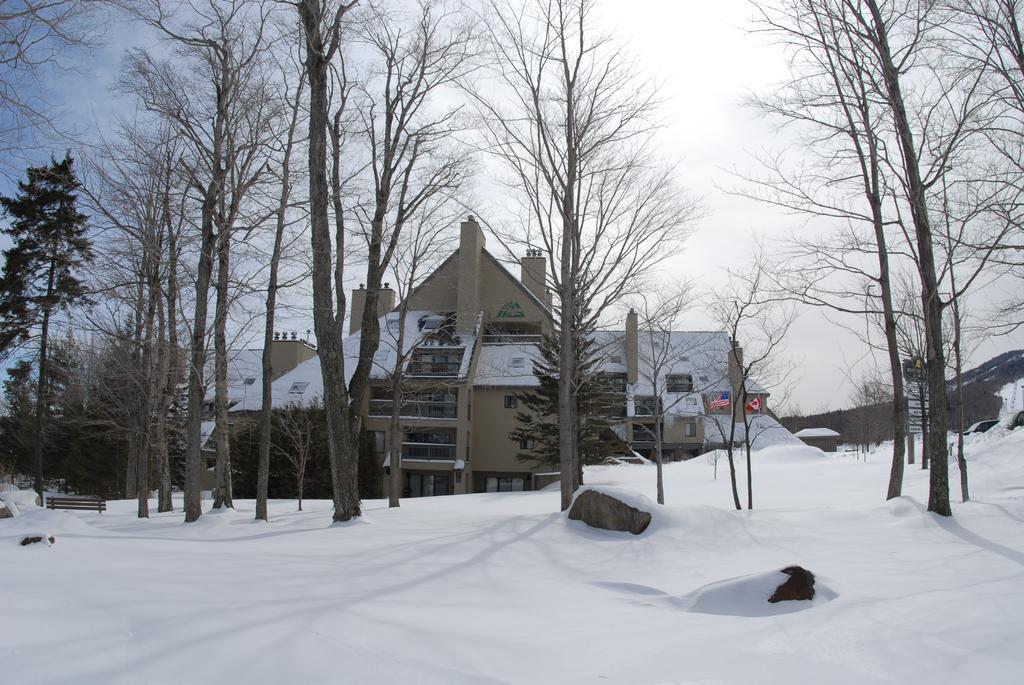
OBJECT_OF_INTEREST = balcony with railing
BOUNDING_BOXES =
[401,442,457,461]
[368,399,458,419]
[407,350,464,377]
[633,397,661,417]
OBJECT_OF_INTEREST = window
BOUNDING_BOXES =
[666,374,693,393]
[504,395,518,409]
[685,422,697,438]
[407,473,450,497]
[510,357,525,369]
[599,373,627,393]
[243,377,256,386]
[686,397,698,407]
[698,375,708,382]
[610,355,622,364]
[486,476,525,492]
[518,438,535,450]
[288,381,309,394]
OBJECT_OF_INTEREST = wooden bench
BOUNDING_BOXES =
[46,496,106,513]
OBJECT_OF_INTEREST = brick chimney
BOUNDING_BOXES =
[520,248,550,307]
[456,215,484,334]
[349,283,396,335]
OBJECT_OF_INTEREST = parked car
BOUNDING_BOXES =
[964,419,999,435]
[1009,412,1024,431]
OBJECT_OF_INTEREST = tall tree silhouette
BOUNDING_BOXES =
[0,155,92,497]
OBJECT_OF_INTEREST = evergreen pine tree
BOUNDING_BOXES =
[510,330,626,479]
[0,155,92,496]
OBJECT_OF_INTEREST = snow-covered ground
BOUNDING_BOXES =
[3,429,1024,684]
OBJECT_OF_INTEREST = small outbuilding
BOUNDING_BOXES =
[794,428,841,453]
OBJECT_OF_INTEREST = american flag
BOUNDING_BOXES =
[708,391,730,410]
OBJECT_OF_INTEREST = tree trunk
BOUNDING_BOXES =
[871,193,908,500]
[256,77,302,523]
[865,0,950,516]
[212,227,233,509]
[951,283,969,502]
[137,244,161,519]
[741,386,753,510]
[920,381,929,470]
[387,301,409,509]
[300,0,360,523]
[654,413,664,505]
[557,285,574,511]
[183,187,219,523]
[32,259,58,500]
[724,414,742,511]
[157,199,180,513]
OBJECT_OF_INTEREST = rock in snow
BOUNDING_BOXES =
[568,488,652,534]
[20,535,55,547]
[768,565,816,603]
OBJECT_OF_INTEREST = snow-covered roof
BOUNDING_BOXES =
[703,414,803,449]
[473,342,542,387]
[202,348,264,405]
[795,428,841,439]
[232,310,477,411]
[591,329,766,397]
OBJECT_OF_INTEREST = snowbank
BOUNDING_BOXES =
[2,428,1024,683]
[0,488,41,517]
[680,568,838,617]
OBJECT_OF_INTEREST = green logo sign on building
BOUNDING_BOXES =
[497,301,526,319]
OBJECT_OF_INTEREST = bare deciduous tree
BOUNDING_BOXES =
[119,0,277,521]
[381,205,456,507]
[471,0,700,511]
[256,51,308,522]
[300,0,472,522]
[633,286,710,506]
[710,253,796,511]
[0,0,98,174]
[274,401,319,511]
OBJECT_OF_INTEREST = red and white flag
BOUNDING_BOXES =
[708,392,730,410]
[746,396,762,413]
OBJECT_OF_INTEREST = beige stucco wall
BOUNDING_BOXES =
[269,340,317,381]
[478,256,550,332]
[404,256,460,313]
[470,387,529,475]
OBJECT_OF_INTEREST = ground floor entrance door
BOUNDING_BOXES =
[406,472,450,497]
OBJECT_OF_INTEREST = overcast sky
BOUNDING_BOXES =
[592,1,1024,414]
[3,0,1022,414]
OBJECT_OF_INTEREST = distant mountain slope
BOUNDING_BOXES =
[781,349,1024,442]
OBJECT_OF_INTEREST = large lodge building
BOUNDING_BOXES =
[217,217,770,497]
